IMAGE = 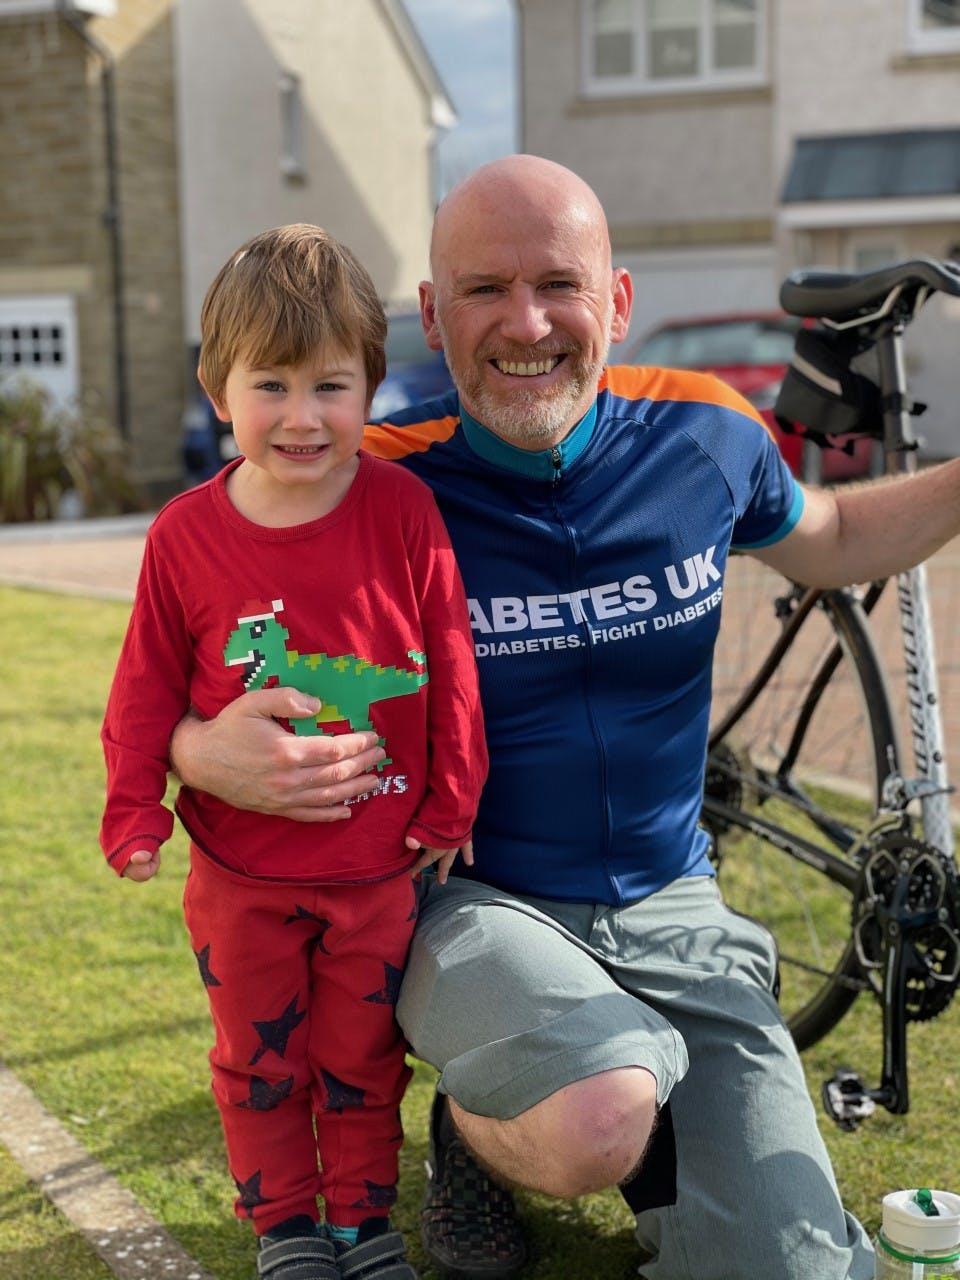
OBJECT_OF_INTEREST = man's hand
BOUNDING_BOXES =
[123,848,160,881]
[406,834,474,885]
[168,688,386,821]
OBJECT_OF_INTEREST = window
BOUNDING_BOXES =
[907,0,960,53]
[584,0,765,94]
[848,238,903,274]
[0,324,64,369]
[279,71,304,180]
[0,295,78,409]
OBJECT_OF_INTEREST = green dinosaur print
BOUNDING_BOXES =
[223,600,427,769]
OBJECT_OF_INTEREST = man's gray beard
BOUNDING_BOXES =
[461,372,601,447]
[437,317,607,448]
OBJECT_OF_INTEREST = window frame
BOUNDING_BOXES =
[846,232,905,274]
[906,0,960,54]
[581,0,768,98]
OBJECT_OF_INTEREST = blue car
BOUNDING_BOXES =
[182,312,453,485]
[369,310,453,419]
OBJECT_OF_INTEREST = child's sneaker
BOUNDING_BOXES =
[332,1216,418,1278]
[257,1217,339,1279]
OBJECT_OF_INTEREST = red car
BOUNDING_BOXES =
[627,312,872,481]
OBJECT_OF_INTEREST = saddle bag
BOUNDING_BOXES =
[773,326,885,451]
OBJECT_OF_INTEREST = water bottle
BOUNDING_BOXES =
[875,1188,960,1278]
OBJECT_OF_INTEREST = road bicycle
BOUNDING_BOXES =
[704,258,960,1129]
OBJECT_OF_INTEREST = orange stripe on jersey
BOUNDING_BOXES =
[362,414,459,460]
[601,365,773,439]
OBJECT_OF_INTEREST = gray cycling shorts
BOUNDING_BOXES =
[396,873,874,1280]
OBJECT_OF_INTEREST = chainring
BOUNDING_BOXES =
[703,741,750,843]
[852,832,960,1022]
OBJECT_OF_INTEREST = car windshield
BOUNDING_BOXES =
[385,314,433,366]
[634,318,801,368]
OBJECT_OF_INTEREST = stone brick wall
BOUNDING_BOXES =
[89,0,186,494]
[0,17,113,449]
[0,5,186,499]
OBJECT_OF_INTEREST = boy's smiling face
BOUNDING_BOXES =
[208,348,369,521]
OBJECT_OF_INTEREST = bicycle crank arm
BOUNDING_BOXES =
[878,918,910,1114]
[822,908,912,1130]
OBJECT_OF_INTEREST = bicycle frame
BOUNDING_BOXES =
[704,307,958,1125]
[710,321,953,861]
[873,326,954,855]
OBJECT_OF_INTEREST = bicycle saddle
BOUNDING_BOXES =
[780,257,960,322]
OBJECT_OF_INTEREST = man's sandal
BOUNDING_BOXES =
[256,1232,339,1280]
[421,1090,527,1279]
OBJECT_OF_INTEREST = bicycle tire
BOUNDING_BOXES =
[708,557,900,1049]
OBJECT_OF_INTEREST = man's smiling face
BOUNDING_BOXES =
[421,157,632,450]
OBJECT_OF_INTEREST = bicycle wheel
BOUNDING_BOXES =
[708,556,900,1049]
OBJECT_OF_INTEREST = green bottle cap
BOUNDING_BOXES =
[915,1189,941,1218]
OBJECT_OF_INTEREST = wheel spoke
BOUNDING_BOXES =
[708,559,896,1047]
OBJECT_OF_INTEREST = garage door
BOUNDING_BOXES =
[615,245,778,352]
[0,295,79,410]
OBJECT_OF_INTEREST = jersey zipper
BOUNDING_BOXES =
[549,464,615,892]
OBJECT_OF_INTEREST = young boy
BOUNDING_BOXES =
[100,224,487,1280]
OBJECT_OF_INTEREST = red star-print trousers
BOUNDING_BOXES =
[183,844,416,1233]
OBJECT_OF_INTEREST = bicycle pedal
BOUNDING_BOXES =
[822,1067,877,1130]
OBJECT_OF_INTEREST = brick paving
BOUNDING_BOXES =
[0,534,146,600]
[715,546,960,810]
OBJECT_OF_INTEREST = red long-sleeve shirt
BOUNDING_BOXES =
[100,453,487,880]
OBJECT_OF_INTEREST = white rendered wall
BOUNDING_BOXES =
[174,0,437,344]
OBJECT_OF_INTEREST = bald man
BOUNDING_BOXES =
[172,157,960,1280]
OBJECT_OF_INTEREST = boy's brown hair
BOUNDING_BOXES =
[198,223,387,402]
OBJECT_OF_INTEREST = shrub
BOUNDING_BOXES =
[0,379,140,522]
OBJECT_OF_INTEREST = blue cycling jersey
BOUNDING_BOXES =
[365,366,802,906]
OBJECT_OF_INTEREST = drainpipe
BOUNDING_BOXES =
[59,1,129,439]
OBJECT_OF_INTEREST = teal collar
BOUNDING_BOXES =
[458,399,598,480]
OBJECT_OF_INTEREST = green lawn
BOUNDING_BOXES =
[0,1144,115,1280]
[0,584,957,1278]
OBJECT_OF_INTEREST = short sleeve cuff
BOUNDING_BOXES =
[732,482,805,551]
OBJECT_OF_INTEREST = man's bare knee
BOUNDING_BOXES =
[544,1069,657,1196]
[449,1067,657,1199]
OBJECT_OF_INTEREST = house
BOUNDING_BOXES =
[0,0,454,500]
[516,0,960,454]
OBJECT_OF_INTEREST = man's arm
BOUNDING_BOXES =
[753,458,960,588]
[169,687,386,822]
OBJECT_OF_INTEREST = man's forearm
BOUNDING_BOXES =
[758,459,960,588]
[168,708,206,788]
[832,458,960,584]
[163,687,385,816]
